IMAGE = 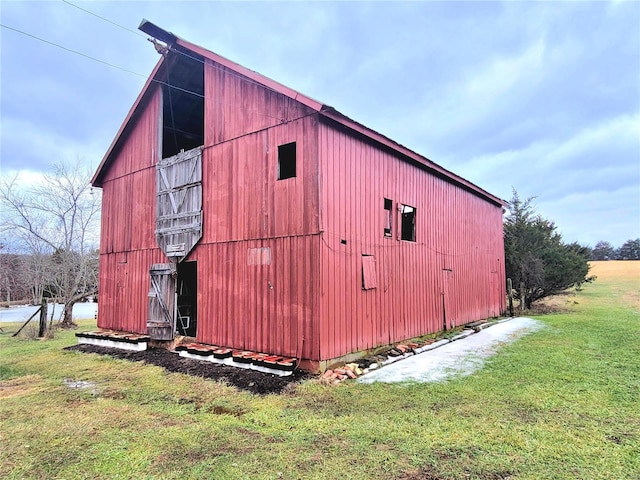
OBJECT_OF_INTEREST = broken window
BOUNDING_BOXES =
[361,254,377,290]
[400,204,416,242]
[278,142,296,179]
[384,198,393,237]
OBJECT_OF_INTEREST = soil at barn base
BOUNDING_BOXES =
[65,344,311,394]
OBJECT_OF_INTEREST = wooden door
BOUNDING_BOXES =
[147,263,176,340]
[156,146,203,263]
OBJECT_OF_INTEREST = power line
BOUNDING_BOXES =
[0,23,204,98]
[61,0,146,39]
[0,23,147,78]
[52,0,298,101]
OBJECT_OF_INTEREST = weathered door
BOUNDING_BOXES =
[147,263,176,340]
[156,146,203,263]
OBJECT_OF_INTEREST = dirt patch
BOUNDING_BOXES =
[64,344,310,395]
[0,374,46,399]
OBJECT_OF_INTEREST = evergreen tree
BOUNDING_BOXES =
[504,190,593,309]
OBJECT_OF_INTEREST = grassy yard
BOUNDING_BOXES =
[1,261,638,479]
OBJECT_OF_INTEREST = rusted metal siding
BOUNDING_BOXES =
[318,121,506,360]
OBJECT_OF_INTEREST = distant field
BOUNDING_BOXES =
[1,262,639,479]
[590,260,640,282]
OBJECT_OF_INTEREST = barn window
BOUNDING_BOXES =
[362,254,377,290]
[384,198,393,237]
[400,204,416,242]
[278,142,297,179]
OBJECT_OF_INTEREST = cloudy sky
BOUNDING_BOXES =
[1,0,638,248]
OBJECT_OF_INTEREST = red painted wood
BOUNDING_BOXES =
[317,122,506,360]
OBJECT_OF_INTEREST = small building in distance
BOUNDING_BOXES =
[91,21,506,371]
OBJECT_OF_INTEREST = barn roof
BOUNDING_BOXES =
[92,21,505,207]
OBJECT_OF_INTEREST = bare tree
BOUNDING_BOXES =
[0,161,101,327]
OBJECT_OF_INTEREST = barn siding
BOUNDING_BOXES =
[204,59,315,149]
[189,236,320,360]
[98,88,164,334]
[192,61,322,358]
[95,44,506,368]
[97,248,166,334]
[318,121,506,360]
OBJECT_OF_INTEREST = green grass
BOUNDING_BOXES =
[1,266,638,479]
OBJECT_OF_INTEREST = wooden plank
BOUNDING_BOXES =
[155,146,203,262]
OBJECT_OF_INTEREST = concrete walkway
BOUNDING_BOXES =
[358,317,543,384]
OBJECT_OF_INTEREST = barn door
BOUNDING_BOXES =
[156,146,203,263]
[147,263,176,340]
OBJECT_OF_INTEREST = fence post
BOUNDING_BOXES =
[507,278,514,317]
[38,298,48,338]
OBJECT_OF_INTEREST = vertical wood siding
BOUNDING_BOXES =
[318,121,506,360]
[98,88,165,334]
[191,60,322,358]
[200,115,320,243]
[190,236,320,360]
[204,59,315,147]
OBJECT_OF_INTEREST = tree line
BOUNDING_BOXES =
[590,239,640,261]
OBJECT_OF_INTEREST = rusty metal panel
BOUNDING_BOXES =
[318,122,506,361]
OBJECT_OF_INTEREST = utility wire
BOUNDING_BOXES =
[0,23,204,99]
[54,0,303,102]
[0,23,147,78]
[61,0,146,39]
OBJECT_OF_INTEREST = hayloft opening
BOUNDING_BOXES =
[161,50,205,159]
[278,142,297,179]
[400,204,416,242]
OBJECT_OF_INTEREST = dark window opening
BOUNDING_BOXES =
[161,50,205,159]
[362,254,377,290]
[384,198,393,237]
[400,204,416,242]
[278,142,297,179]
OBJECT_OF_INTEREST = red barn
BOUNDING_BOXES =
[91,21,506,371]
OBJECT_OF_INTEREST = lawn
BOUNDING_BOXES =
[1,261,638,479]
